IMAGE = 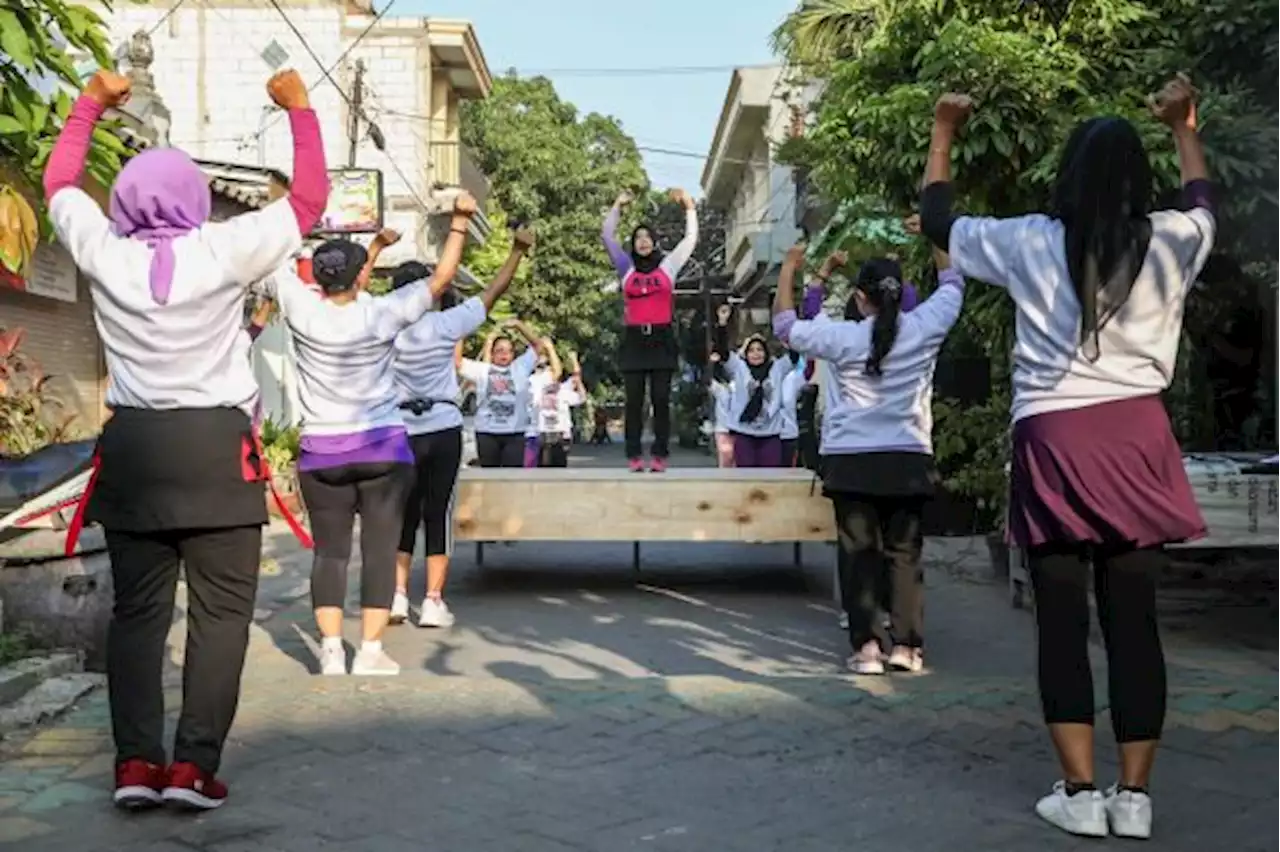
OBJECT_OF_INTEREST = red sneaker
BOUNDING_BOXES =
[649,457,667,473]
[162,761,228,810]
[628,458,645,473]
[113,758,166,810]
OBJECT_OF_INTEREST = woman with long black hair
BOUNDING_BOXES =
[391,226,536,628]
[602,189,699,472]
[774,239,964,676]
[918,77,1213,840]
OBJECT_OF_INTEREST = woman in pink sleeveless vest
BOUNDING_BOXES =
[602,189,698,472]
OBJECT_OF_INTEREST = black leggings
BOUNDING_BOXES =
[1028,543,1167,743]
[830,493,925,651]
[476,432,524,467]
[399,427,463,557]
[623,370,672,460]
[299,461,413,610]
[106,525,261,774]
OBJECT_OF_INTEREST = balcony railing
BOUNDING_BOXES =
[429,141,490,211]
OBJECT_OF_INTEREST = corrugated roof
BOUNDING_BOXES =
[113,125,269,209]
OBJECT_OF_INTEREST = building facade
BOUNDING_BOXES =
[700,66,817,331]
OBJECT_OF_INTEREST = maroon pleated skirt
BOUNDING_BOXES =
[1007,395,1205,549]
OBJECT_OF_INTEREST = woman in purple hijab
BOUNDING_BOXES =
[45,69,330,813]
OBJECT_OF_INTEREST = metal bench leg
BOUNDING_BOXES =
[793,541,802,567]
[632,541,641,575]
[476,541,484,567]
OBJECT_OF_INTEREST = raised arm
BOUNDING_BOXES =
[247,298,276,341]
[478,226,535,311]
[772,243,809,344]
[480,328,500,363]
[660,190,699,278]
[1149,74,1210,207]
[567,351,586,396]
[426,193,479,297]
[356,228,400,292]
[43,73,130,202]
[918,93,973,253]
[602,191,634,277]
[542,338,563,381]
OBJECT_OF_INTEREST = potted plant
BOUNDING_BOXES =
[259,418,301,515]
[931,392,1011,574]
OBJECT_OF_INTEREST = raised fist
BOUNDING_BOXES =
[85,71,131,108]
[670,188,695,210]
[902,214,921,236]
[615,190,634,207]
[934,93,973,131]
[1149,73,1197,131]
[512,225,536,249]
[374,227,401,246]
[785,243,807,266]
[267,69,309,110]
[453,191,478,217]
[826,249,849,268]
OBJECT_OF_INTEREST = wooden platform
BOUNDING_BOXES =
[453,468,834,544]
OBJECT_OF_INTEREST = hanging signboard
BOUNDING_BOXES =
[312,168,384,235]
[0,243,78,303]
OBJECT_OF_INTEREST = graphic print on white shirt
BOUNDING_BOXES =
[460,348,537,435]
[526,373,582,438]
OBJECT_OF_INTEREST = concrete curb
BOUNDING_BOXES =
[0,672,104,734]
[0,653,81,707]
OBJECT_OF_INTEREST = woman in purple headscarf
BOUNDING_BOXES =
[44,69,330,813]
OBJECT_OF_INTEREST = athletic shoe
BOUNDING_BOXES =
[318,643,347,676]
[1105,785,1153,839]
[886,646,924,673]
[418,597,456,628]
[846,640,885,675]
[389,591,410,624]
[649,457,667,473]
[113,759,166,810]
[1035,781,1108,837]
[351,645,401,676]
[628,458,645,473]
[162,762,227,811]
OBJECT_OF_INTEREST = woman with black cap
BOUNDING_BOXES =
[266,194,477,679]
[45,68,328,810]
[602,188,699,472]
[390,225,537,629]
[917,77,1213,840]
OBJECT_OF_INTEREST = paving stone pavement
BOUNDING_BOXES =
[0,532,1275,852]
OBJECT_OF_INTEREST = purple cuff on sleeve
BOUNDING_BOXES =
[1182,178,1213,212]
[772,309,798,343]
[900,283,918,312]
[937,268,964,290]
[800,284,825,320]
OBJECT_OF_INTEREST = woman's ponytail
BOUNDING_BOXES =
[857,257,904,378]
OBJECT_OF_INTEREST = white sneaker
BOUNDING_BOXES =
[418,597,456,628]
[1035,782,1108,837]
[1105,785,1152,839]
[318,644,347,676]
[350,645,401,676]
[389,592,410,625]
[886,646,924,673]
[838,612,849,630]
[846,640,885,675]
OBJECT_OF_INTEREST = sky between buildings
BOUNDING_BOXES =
[395,0,796,195]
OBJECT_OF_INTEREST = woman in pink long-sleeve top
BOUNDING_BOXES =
[44,69,329,813]
[601,188,698,471]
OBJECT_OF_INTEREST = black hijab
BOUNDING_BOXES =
[630,224,664,275]
[1052,117,1153,362]
[739,336,773,425]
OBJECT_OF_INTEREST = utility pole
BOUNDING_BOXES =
[348,59,365,167]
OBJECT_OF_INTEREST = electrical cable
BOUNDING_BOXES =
[145,0,189,35]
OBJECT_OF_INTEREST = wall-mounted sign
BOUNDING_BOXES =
[0,243,78,303]
[313,168,384,235]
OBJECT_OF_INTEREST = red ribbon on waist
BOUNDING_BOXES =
[63,428,313,556]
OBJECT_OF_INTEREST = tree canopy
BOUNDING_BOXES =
[1,0,130,275]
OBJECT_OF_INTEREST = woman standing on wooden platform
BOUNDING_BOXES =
[918,78,1213,840]
[773,238,965,677]
[602,188,699,472]
[391,226,536,628]
[461,319,547,468]
[46,69,328,810]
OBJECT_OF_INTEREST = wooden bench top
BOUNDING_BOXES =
[453,467,834,543]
